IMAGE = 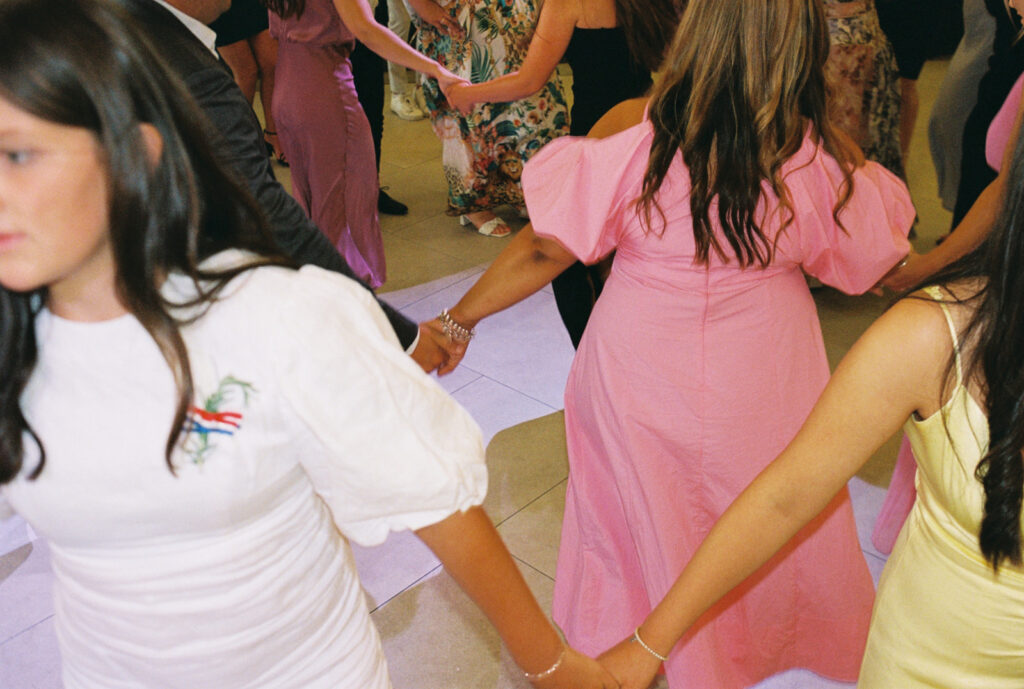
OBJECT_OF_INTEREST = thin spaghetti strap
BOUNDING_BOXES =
[923,285,963,386]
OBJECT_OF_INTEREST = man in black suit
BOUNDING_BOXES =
[116,0,450,370]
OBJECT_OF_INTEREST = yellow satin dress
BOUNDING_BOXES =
[859,288,1024,686]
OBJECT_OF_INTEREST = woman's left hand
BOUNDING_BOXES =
[597,637,662,689]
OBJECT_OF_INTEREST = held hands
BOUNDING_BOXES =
[417,318,468,375]
[878,249,926,294]
[529,647,620,689]
[436,67,471,103]
[446,81,478,115]
[597,635,663,689]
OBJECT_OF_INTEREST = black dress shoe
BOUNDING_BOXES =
[377,188,409,216]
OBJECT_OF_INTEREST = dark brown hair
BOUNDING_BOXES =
[637,0,857,267]
[0,0,291,483]
[614,0,680,73]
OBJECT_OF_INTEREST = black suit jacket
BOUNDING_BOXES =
[115,0,418,348]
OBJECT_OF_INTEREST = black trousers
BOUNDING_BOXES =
[349,0,389,173]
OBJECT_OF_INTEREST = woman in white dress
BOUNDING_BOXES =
[0,1,617,688]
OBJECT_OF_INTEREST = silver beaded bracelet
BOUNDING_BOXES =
[631,626,668,662]
[438,308,475,342]
[522,645,566,682]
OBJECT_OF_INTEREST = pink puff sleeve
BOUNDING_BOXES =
[779,142,914,294]
[521,124,652,264]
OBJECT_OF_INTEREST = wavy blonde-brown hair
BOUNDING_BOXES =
[637,0,857,267]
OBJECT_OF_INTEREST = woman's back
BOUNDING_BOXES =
[563,27,651,135]
[521,117,914,688]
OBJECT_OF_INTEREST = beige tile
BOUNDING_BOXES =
[495,481,567,579]
[484,412,569,525]
[380,234,478,293]
[373,559,553,689]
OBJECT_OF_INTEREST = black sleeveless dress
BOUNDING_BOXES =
[553,27,652,347]
[563,27,652,135]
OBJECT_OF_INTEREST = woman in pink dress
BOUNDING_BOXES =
[266,0,463,287]
[432,1,913,687]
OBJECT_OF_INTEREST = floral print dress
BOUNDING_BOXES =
[823,0,904,177]
[415,0,569,214]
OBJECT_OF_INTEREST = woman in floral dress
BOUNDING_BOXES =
[413,0,569,236]
[823,0,903,177]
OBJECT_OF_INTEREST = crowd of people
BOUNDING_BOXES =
[2,0,1024,687]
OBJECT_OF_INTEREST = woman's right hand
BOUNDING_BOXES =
[446,82,477,114]
[596,637,662,689]
[531,647,620,689]
[436,67,470,100]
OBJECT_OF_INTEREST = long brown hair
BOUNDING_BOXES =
[614,0,680,73]
[637,0,857,267]
[0,0,291,483]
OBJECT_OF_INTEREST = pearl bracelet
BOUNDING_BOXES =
[522,644,566,682]
[631,626,669,662]
[438,308,475,342]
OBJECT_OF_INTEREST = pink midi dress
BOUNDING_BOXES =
[522,120,914,689]
[270,0,386,287]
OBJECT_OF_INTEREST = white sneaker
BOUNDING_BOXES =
[390,93,425,121]
[414,87,428,116]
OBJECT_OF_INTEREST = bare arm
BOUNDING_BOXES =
[333,0,460,86]
[883,92,1024,292]
[598,296,952,688]
[447,0,577,111]
[449,224,576,329]
[416,507,619,688]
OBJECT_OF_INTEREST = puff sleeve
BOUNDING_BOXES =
[276,267,488,546]
[779,144,914,294]
[521,124,652,264]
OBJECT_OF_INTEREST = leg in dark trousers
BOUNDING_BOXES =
[552,262,606,349]
[349,0,388,174]
[350,0,408,215]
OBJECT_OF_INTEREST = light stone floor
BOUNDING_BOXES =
[0,59,954,688]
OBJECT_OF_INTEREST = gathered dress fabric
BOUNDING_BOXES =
[859,288,1024,687]
[0,254,487,688]
[414,0,569,214]
[270,1,386,287]
[823,0,904,178]
[522,121,914,689]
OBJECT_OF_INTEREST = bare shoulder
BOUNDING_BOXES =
[587,98,650,139]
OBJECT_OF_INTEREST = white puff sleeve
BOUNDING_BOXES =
[276,267,488,546]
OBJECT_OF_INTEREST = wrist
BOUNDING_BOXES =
[446,306,478,332]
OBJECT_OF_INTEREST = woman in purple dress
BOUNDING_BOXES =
[265,0,463,288]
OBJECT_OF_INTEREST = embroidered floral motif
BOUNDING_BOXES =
[182,375,255,466]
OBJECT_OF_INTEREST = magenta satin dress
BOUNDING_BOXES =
[522,121,914,689]
[270,1,386,287]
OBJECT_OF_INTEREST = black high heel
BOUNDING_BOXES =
[263,129,288,167]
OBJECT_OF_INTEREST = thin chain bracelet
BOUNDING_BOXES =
[631,626,668,662]
[438,308,475,342]
[522,645,566,682]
